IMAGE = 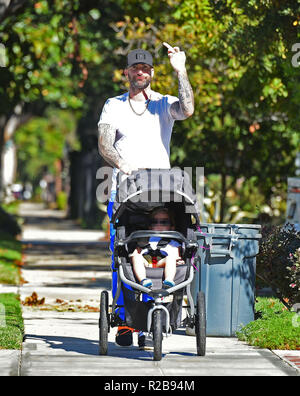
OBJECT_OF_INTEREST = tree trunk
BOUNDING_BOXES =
[54,159,62,196]
[0,116,7,200]
[0,0,27,23]
[0,109,32,201]
[68,148,103,228]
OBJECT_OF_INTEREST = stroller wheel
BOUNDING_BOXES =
[152,310,162,361]
[195,291,206,356]
[99,290,109,355]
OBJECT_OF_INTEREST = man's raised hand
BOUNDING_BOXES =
[163,42,186,74]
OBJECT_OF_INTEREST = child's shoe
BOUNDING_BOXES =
[163,279,175,289]
[141,278,153,288]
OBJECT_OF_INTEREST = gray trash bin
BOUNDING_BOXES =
[191,223,261,337]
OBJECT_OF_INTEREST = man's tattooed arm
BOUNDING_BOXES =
[170,70,194,120]
[98,123,132,174]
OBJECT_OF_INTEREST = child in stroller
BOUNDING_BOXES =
[129,207,185,289]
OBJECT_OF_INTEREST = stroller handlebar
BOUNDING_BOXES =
[116,230,199,251]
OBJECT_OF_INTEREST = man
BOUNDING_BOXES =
[98,43,194,348]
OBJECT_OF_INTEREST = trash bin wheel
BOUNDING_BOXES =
[99,290,109,355]
[195,291,206,356]
[152,310,162,361]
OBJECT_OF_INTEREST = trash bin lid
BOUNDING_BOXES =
[196,223,262,239]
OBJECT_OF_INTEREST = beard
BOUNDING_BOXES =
[128,75,151,91]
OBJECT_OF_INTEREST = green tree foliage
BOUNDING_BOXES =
[14,108,78,186]
[0,0,86,115]
[112,0,300,221]
[257,224,300,308]
[0,0,127,199]
[1,0,299,223]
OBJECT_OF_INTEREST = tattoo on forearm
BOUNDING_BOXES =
[178,71,194,114]
[98,124,123,168]
[170,71,194,119]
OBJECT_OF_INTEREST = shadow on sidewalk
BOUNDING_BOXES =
[23,334,155,361]
[19,202,106,243]
[22,241,109,255]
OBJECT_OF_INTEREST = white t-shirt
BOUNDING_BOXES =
[98,91,182,190]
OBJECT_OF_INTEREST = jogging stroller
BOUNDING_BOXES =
[99,168,206,361]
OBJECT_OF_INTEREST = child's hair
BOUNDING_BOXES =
[150,207,175,227]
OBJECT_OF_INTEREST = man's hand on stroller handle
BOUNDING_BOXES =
[119,160,138,175]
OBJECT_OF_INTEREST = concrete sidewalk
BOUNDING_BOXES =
[20,311,298,376]
[1,203,299,376]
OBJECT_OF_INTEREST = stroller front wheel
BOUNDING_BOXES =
[195,291,206,356]
[152,310,162,361]
[99,290,109,355]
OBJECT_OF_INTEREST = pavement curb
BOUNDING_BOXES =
[0,349,21,376]
[271,350,300,374]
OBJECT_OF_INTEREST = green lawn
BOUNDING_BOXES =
[237,297,300,350]
[0,232,22,285]
[0,293,24,349]
[0,230,24,349]
[2,201,20,216]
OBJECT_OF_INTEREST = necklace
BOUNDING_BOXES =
[128,95,151,116]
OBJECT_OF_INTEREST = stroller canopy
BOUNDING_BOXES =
[112,168,200,226]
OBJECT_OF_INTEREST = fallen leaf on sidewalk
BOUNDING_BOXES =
[84,305,99,312]
[23,292,45,306]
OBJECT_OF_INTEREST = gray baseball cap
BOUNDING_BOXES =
[127,49,153,67]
